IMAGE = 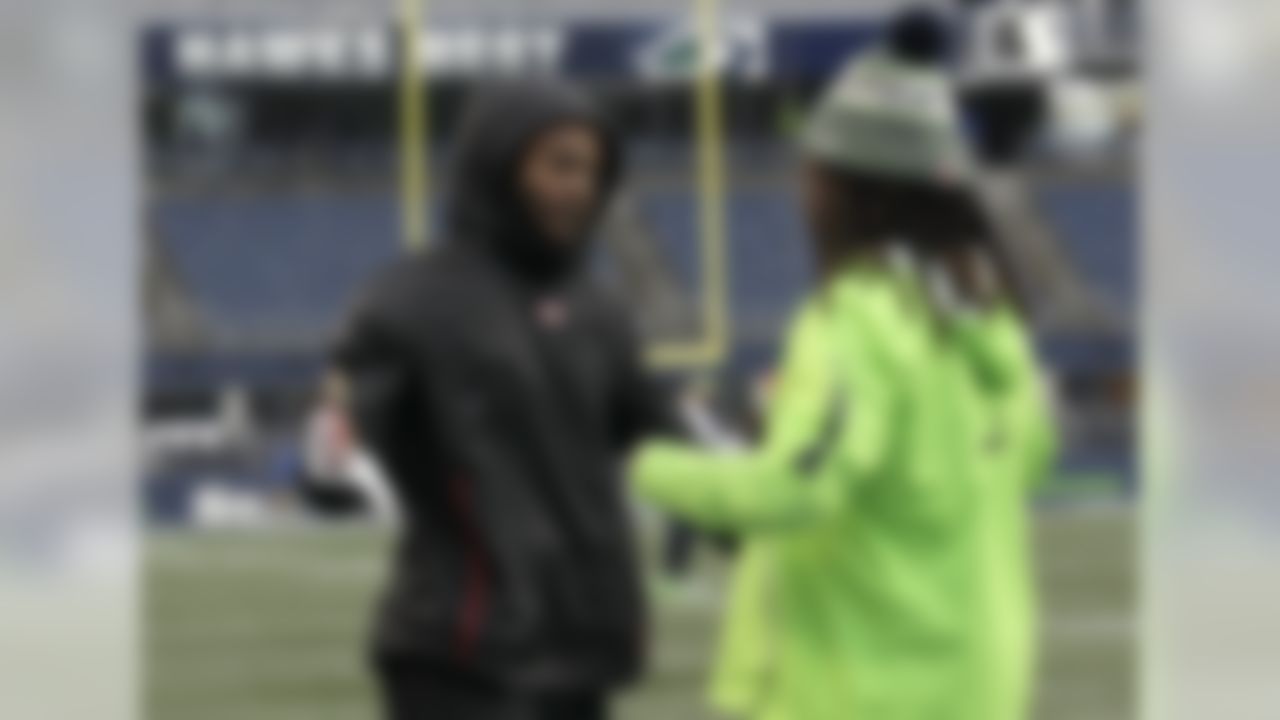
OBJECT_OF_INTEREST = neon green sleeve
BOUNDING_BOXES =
[631,304,882,533]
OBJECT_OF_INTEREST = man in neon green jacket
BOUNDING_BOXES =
[628,44,1057,720]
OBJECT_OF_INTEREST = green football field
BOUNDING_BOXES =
[147,503,1135,720]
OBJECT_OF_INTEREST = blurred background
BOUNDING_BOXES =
[139,0,1139,718]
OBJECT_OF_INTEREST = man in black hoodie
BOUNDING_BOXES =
[333,80,669,720]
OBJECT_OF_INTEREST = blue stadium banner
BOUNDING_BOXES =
[142,19,884,84]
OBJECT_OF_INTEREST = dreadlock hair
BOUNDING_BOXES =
[810,163,1025,310]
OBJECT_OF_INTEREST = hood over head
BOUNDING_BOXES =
[445,79,623,286]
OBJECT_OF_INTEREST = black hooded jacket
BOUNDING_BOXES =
[332,81,670,691]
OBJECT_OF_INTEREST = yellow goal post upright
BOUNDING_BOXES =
[394,0,731,369]
[644,0,732,372]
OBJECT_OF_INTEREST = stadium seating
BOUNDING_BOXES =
[1034,179,1137,310]
[636,184,812,340]
[147,152,1138,501]
[154,184,815,354]
[150,147,1134,385]
[155,191,402,345]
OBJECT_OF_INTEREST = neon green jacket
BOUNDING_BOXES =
[633,266,1056,720]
